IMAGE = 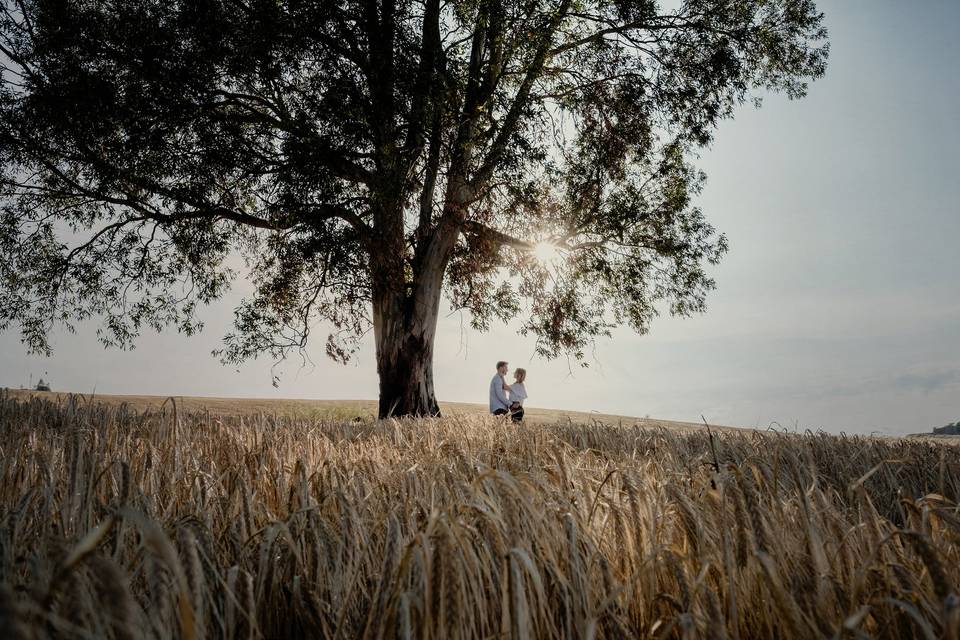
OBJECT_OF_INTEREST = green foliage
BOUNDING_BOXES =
[0,0,828,367]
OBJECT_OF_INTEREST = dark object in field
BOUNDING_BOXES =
[35,378,51,392]
[933,421,960,435]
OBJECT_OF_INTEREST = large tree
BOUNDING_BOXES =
[0,0,827,416]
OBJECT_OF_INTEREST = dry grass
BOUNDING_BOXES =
[1,389,959,639]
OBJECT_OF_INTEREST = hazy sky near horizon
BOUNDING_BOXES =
[2,0,958,435]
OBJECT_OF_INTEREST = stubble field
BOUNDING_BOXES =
[1,389,958,639]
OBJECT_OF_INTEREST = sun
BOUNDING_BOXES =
[532,241,562,266]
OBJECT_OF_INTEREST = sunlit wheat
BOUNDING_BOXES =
[0,390,958,638]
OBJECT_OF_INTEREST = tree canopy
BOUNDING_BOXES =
[1,0,827,412]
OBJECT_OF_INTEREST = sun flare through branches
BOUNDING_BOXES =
[532,241,564,268]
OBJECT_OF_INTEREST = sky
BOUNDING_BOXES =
[2,0,958,435]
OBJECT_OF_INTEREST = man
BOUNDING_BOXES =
[489,361,511,416]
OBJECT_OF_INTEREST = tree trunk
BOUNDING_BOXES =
[374,316,441,418]
[372,257,444,419]
[369,169,467,419]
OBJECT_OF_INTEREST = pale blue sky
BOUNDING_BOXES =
[2,0,958,435]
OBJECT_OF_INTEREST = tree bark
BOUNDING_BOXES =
[372,263,444,418]
[370,183,447,418]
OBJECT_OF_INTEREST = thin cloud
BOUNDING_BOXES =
[892,370,960,394]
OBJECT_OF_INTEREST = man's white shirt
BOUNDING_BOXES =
[489,374,511,412]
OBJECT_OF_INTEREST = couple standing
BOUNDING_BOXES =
[488,361,527,422]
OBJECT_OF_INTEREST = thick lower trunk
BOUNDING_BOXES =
[375,326,440,418]
[372,263,444,419]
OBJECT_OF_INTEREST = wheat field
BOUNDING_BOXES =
[1,390,958,639]
[1,389,712,430]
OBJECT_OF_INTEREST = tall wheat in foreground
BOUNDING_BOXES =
[1,391,958,638]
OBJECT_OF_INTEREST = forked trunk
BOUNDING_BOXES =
[369,174,467,419]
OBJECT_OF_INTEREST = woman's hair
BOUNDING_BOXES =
[513,368,526,383]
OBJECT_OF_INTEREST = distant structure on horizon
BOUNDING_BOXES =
[933,421,960,435]
[34,377,51,392]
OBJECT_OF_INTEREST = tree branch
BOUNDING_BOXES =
[472,0,572,188]
[461,220,533,250]
[25,152,372,240]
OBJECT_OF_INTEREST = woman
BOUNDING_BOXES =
[506,368,527,423]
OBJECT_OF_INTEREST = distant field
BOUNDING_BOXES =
[3,387,717,430]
